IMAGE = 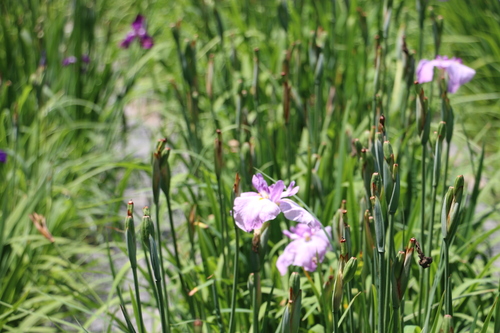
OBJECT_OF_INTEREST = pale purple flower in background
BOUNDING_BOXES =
[120,15,154,49]
[276,224,332,275]
[233,173,321,232]
[416,56,476,93]
[0,150,7,163]
[62,56,77,66]
[62,55,90,66]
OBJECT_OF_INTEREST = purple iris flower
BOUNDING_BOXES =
[120,15,154,49]
[233,174,321,232]
[62,56,77,66]
[276,224,332,275]
[416,56,476,93]
[62,55,90,66]
[0,150,7,163]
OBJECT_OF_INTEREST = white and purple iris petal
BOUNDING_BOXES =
[233,173,321,232]
[416,55,475,93]
[276,224,332,275]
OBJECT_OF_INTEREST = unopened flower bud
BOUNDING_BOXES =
[440,314,453,333]
[159,148,171,197]
[342,257,358,283]
[371,172,382,198]
[127,200,134,216]
[442,186,454,239]
[332,270,343,310]
[437,121,446,142]
[289,272,301,302]
[383,141,394,166]
[453,175,464,206]
[125,214,137,269]
[141,209,155,249]
[152,139,166,206]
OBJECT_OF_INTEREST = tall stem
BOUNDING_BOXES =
[166,194,196,318]
[155,205,170,326]
[228,221,240,333]
[418,145,427,324]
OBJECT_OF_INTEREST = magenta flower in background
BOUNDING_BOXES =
[120,15,154,49]
[416,56,476,93]
[276,224,332,275]
[0,150,7,163]
[233,174,321,232]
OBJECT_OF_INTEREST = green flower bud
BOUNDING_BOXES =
[383,141,394,166]
[125,205,137,269]
[342,257,358,283]
[442,186,454,239]
[160,148,171,197]
[440,314,453,333]
[127,200,134,217]
[152,139,166,206]
[437,121,447,142]
[289,272,301,302]
[332,269,343,310]
[141,209,155,249]
[371,172,382,198]
[453,175,464,206]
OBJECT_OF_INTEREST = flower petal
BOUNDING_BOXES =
[416,59,436,83]
[62,56,77,66]
[292,240,319,272]
[446,62,475,93]
[281,181,299,198]
[131,15,145,32]
[120,31,136,48]
[252,173,269,194]
[268,180,284,202]
[0,149,7,163]
[276,241,298,276]
[278,198,322,229]
[233,195,280,232]
[140,35,154,49]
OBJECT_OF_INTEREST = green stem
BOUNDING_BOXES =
[378,250,386,333]
[332,309,340,333]
[443,239,451,316]
[442,143,450,199]
[166,194,196,318]
[385,213,395,330]
[418,145,427,324]
[131,265,146,333]
[228,219,240,333]
[155,205,170,327]
[346,285,354,333]
[216,175,229,279]
[252,272,261,333]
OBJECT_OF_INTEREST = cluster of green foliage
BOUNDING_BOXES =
[0,0,499,332]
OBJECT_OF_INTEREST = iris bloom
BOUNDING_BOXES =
[416,56,475,93]
[120,15,154,49]
[62,55,90,66]
[233,174,320,232]
[0,150,6,163]
[276,224,332,275]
